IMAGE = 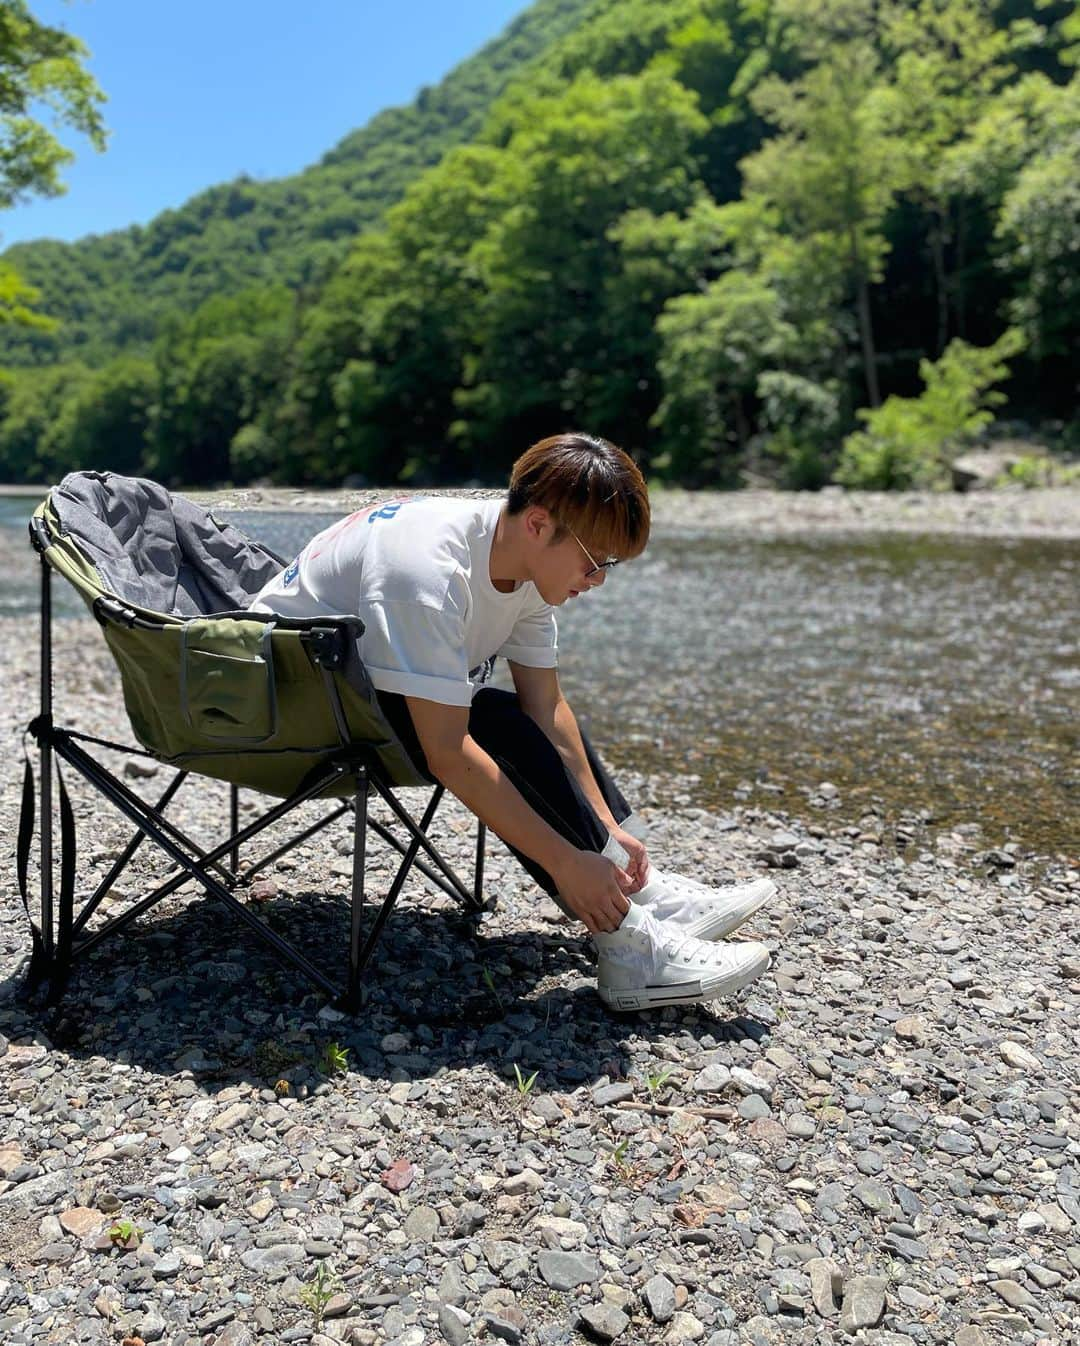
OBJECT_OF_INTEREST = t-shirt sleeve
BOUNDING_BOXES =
[499,604,558,668]
[360,598,473,707]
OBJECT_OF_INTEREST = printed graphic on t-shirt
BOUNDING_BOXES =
[469,655,495,689]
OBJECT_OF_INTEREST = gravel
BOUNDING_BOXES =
[1,494,1078,1345]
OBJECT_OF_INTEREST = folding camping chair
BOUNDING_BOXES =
[16,470,489,1010]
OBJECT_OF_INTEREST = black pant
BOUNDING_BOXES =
[376,687,633,900]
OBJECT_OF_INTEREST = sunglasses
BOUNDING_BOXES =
[569,528,620,579]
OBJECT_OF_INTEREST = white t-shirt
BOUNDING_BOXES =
[249,496,558,707]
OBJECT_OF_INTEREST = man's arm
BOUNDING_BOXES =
[508,662,650,890]
[404,696,630,934]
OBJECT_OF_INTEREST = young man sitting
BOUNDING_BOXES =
[250,433,774,1011]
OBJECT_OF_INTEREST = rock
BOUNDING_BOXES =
[59,1206,106,1239]
[381,1158,416,1192]
[806,1259,842,1317]
[692,1064,731,1093]
[838,1275,886,1335]
[950,445,1029,491]
[665,1311,705,1342]
[454,1201,487,1236]
[529,1095,565,1124]
[502,1169,543,1196]
[580,1304,630,1341]
[853,1181,891,1214]
[738,1095,772,1121]
[151,1250,180,1278]
[403,1206,440,1242]
[999,1041,1042,1071]
[239,1244,304,1274]
[730,1066,773,1099]
[537,1251,598,1291]
[644,1274,677,1323]
[954,1329,991,1346]
[0,1144,26,1179]
[438,1304,471,1346]
[137,1307,166,1343]
[894,1016,925,1043]
[991,1279,1035,1308]
[593,1082,635,1106]
[483,1313,524,1344]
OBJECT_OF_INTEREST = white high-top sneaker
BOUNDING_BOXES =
[593,903,771,1012]
[630,868,775,941]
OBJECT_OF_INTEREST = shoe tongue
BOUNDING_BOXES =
[618,901,651,932]
[632,870,666,903]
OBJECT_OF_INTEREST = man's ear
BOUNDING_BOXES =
[523,505,556,545]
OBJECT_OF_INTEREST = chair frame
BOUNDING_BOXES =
[21,520,489,1011]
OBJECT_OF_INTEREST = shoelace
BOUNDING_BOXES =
[657,926,720,966]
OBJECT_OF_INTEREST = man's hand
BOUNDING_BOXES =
[552,850,631,935]
[606,825,650,893]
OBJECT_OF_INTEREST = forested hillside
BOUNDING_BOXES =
[2,0,1078,490]
[0,0,592,367]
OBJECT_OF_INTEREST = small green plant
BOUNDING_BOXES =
[610,1137,632,1174]
[643,1064,674,1106]
[513,1063,539,1098]
[298,1260,342,1332]
[107,1218,142,1247]
[318,1041,349,1076]
[481,963,505,1012]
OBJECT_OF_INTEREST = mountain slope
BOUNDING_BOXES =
[0,0,594,368]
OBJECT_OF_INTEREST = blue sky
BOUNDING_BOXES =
[3,0,529,247]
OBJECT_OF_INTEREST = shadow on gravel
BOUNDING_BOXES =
[1,888,769,1098]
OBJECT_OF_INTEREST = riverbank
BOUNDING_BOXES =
[0,616,1078,1345]
[4,483,1080,540]
[202,485,1080,542]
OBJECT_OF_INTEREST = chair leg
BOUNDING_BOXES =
[474,821,486,904]
[230,785,240,878]
[39,554,55,977]
[345,768,368,1010]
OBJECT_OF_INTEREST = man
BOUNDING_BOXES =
[251,433,774,1011]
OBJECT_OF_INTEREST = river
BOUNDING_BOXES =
[2,496,1076,859]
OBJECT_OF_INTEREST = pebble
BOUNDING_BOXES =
[580,1303,630,1340]
[838,1275,887,1334]
[644,1273,677,1323]
[999,1040,1042,1071]
[537,1251,598,1290]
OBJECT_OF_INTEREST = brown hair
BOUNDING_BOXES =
[507,432,650,561]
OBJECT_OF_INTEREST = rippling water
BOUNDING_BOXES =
[3,497,1076,856]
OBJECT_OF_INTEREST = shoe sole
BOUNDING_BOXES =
[597,945,772,1013]
[684,878,777,941]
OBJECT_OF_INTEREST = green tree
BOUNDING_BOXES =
[459,68,709,462]
[877,0,1019,352]
[56,354,156,475]
[836,327,1026,488]
[741,0,914,407]
[652,269,799,479]
[0,0,106,326]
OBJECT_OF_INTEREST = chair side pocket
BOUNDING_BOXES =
[180,619,276,744]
